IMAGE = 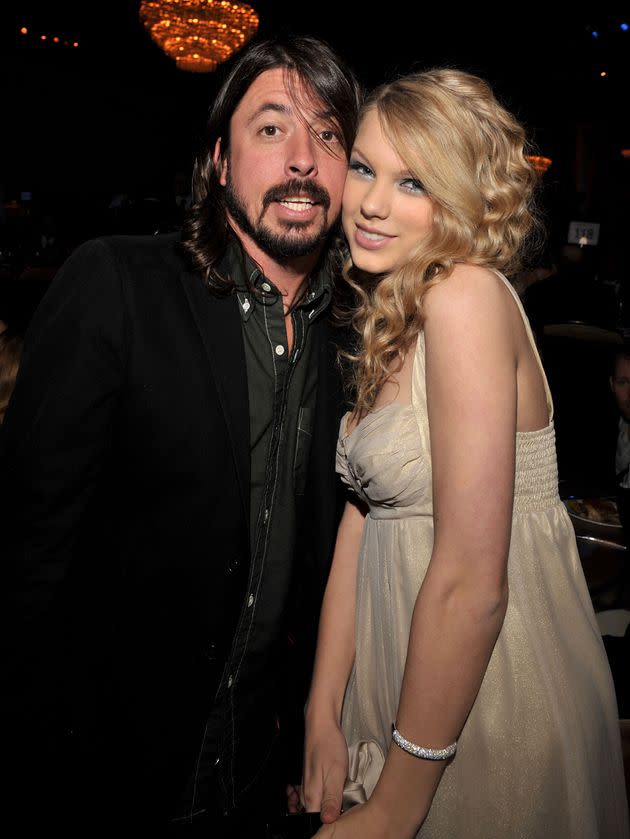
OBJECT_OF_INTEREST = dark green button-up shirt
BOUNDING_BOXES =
[205,239,332,809]
[235,257,331,555]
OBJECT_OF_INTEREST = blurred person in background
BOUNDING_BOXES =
[611,345,630,490]
[610,345,630,608]
[0,277,49,423]
[0,327,22,425]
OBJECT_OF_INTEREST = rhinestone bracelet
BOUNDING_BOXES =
[392,724,458,761]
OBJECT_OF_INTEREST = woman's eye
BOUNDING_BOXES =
[261,125,279,137]
[401,178,425,193]
[349,160,373,177]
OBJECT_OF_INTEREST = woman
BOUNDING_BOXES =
[301,70,629,838]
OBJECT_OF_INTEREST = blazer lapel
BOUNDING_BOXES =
[179,269,250,525]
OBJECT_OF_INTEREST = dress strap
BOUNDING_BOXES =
[491,269,554,422]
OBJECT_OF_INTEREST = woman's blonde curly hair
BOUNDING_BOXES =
[343,68,542,416]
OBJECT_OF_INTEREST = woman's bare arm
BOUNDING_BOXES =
[302,496,367,819]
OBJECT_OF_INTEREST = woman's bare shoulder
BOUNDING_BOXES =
[424,264,512,326]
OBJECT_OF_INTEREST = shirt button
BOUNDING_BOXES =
[248,594,254,608]
[261,282,272,292]
[264,508,269,523]
[275,344,285,356]
[227,675,233,688]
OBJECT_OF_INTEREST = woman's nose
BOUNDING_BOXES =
[360,182,390,219]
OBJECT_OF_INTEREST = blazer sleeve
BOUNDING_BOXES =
[1,237,126,715]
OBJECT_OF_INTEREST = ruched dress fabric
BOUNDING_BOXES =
[336,274,630,838]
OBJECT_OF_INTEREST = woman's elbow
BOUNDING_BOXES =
[485,579,509,620]
[431,558,510,623]
[467,575,509,623]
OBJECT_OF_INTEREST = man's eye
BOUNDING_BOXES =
[261,125,279,137]
[320,129,337,142]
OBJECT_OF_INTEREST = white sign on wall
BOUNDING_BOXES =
[567,220,600,246]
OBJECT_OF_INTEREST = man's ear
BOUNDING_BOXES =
[213,138,228,187]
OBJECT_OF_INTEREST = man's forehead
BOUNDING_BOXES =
[233,67,327,122]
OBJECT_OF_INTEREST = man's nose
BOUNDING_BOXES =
[286,127,318,178]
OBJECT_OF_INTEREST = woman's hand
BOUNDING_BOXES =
[302,716,349,823]
[313,801,406,839]
[313,804,371,838]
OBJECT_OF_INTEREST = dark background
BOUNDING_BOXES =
[3,2,629,231]
[2,1,630,313]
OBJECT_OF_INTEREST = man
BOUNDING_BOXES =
[610,346,630,585]
[603,346,630,716]
[1,36,361,834]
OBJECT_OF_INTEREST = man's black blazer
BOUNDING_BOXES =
[1,233,347,823]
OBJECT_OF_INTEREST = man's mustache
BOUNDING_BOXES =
[262,178,331,212]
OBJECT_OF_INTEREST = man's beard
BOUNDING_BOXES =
[224,173,333,262]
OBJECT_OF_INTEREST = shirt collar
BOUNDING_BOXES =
[300,267,332,323]
[218,235,332,324]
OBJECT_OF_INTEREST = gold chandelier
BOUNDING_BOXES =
[526,155,552,174]
[139,0,259,73]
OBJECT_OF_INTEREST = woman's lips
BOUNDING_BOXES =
[354,223,395,250]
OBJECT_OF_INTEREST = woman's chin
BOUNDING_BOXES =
[348,251,394,276]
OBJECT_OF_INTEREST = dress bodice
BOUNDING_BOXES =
[337,403,429,519]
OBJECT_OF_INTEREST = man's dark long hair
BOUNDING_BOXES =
[180,35,362,292]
